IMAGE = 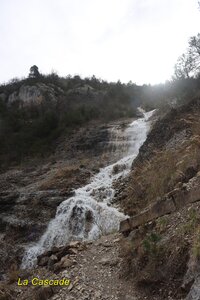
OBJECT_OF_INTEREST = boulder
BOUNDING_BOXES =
[56,245,71,260]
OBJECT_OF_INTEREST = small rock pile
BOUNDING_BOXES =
[37,241,86,273]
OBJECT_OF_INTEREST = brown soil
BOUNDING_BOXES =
[0,233,167,300]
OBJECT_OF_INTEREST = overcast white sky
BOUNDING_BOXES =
[0,0,200,85]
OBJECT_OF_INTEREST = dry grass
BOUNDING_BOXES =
[179,208,200,235]
[125,149,179,214]
[120,110,200,297]
[192,226,200,259]
[7,263,19,284]
[156,216,169,233]
[125,124,200,215]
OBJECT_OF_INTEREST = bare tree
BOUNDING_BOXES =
[174,34,200,79]
[174,53,196,79]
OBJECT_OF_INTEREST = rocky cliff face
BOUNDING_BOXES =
[4,83,62,106]
[1,82,103,107]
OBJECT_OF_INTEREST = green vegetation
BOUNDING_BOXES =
[156,216,169,233]
[142,232,162,257]
[180,208,199,235]
[0,73,139,167]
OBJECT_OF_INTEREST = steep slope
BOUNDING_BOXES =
[3,75,200,299]
[119,97,200,299]
[0,117,132,278]
[0,111,156,300]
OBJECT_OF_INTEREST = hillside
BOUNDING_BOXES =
[1,0,200,298]
[2,72,199,169]
[1,74,200,300]
[119,97,200,299]
[0,74,138,168]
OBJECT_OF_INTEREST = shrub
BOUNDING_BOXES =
[142,232,162,257]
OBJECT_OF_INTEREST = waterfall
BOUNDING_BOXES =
[21,109,155,269]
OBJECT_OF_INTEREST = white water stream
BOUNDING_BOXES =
[21,109,155,268]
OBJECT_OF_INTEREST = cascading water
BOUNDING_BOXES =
[21,109,155,269]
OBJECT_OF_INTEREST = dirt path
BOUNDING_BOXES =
[49,233,141,300]
[0,232,168,300]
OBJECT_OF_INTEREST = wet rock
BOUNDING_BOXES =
[112,164,126,175]
[56,246,72,260]
[38,250,52,261]
[68,206,94,236]
[75,127,109,152]
[38,256,49,267]
[47,254,58,269]
[0,192,19,212]
[51,247,60,254]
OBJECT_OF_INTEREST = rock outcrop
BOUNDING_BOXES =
[120,173,200,235]
[7,83,61,106]
[133,100,199,168]
[37,241,83,272]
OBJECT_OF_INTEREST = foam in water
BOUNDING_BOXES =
[21,109,155,268]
